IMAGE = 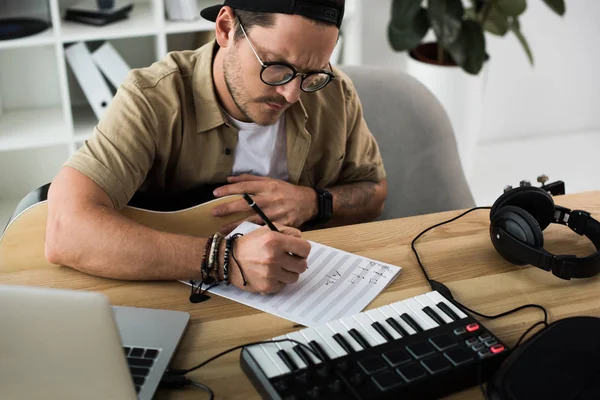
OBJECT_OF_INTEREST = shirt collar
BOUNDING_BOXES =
[192,40,309,133]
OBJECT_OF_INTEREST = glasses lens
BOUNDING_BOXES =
[301,73,331,92]
[262,64,295,85]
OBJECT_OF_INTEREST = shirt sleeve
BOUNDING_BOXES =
[64,82,158,209]
[338,79,387,184]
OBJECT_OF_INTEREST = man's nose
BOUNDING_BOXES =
[276,78,302,104]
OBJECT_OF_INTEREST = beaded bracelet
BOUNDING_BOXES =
[200,236,213,282]
[206,232,223,284]
[223,233,243,286]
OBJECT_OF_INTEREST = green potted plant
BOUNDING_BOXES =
[386,0,566,175]
[388,0,566,74]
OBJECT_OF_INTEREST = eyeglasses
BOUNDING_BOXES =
[238,19,335,93]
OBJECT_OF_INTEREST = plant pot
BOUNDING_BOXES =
[405,42,487,178]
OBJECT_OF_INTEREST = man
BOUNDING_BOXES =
[45,0,387,294]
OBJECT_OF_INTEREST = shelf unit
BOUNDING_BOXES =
[0,0,357,225]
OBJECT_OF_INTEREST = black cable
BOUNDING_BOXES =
[411,206,552,398]
[188,380,215,400]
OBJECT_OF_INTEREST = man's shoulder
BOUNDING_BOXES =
[124,49,202,92]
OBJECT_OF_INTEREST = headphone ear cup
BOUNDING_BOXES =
[490,205,544,265]
[490,186,555,230]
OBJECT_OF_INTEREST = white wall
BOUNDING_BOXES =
[350,0,600,205]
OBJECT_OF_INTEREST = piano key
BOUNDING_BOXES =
[293,346,314,366]
[422,306,448,326]
[273,335,307,370]
[286,331,321,365]
[401,298,438,329]
[426,291,468,320]
[389,301,430,333]
[371,321,394,341]
[386,317,409,337]
[259,342,291,375]
[364,309,402,340]
[245,345,282,378]
[309,341,331,362]
[311,326,349,358]
[298,328,337,361]
[414,294,453,324]
[351,313,388,345]
[277,349,299,371]
[348,329,371,349]
[326,320,363,352]
[339,315,382,347]
[333,333,355,354]
[377,305,416,335]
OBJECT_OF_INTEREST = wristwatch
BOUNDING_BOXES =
[312,187,333,225]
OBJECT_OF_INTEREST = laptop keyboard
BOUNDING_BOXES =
[123,346,161,393]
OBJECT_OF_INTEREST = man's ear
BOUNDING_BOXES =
[215,6,236,49]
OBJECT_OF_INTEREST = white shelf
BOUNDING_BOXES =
[164,18,214,34]
[72,106,97,141]
[0,28,56,51]
[0,107,69,152]
[60,3,158,42]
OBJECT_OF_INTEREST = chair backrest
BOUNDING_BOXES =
[341,66,475,220]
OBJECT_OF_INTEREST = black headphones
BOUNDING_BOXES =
[489,186,600,280]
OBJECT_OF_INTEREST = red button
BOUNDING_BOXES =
[466,323,480,332]
[491,344,505,354]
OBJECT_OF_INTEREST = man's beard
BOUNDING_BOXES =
[223,51,288,126]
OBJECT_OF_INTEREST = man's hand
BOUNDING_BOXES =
[212,174,317,233]
[228,224,312,294]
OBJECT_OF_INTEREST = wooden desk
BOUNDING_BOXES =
[2,191,599,399]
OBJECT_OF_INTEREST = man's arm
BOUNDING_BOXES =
[45,167,310,292]
[325,178,387,227]
[46,167,204,280]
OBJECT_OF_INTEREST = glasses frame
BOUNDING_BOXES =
[238,19,336,93]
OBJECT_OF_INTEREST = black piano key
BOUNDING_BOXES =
[386,317,409,337]
[333,333,355,354]
[371,322,394,341]
[401,313,424,333]
[423,306,447,326]
[293,345,314,366]
[127,357,153,367]
[277,349,299,371]
[437,302,460,321]
[349,328,371,349]
[309,340,330,361]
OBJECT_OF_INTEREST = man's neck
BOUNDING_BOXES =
[212,47,249,122]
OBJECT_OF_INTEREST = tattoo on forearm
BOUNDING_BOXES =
[335,182,377,210]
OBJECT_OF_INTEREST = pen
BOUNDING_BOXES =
[242,193,306,262]
[242,193,279,232]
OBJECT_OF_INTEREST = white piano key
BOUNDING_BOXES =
[426,291,468,319]
[364,308,402,340]
[273,335,307,370]
[351,313,389,345]
[245,344,282,378]
[312,325,349,358]
[326,320,363,352]
[286,331,321,365]
[260,341,291,375]
[414,294,454,324]
[402,298,438,328]
[339,315,381,347]
[377,304,417,335]
[298,327,339,360]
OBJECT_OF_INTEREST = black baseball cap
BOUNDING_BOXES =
[200,0,345,28]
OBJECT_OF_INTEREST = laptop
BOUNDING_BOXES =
[0,284,190,400]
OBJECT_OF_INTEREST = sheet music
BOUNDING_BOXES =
[182,222,402,327]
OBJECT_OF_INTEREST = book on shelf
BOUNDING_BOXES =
[64,0,133,26]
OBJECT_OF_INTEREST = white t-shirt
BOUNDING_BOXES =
[227,114,289,182]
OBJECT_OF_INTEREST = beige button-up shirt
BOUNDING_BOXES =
[65,41,386,210]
